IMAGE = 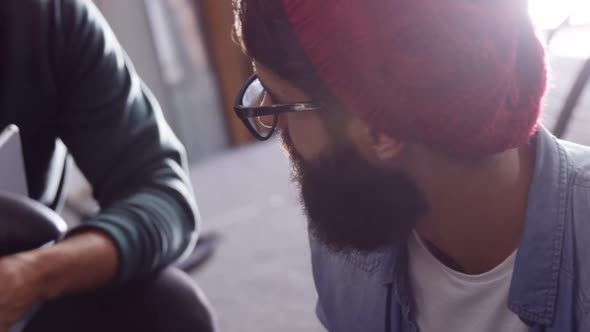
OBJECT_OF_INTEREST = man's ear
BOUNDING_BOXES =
[347,117,405,162]
[371,132,404,161]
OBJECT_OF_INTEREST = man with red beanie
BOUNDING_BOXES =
[233,0,588,331]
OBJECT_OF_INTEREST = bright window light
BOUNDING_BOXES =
[529,0,590,29]
[529,0,574,29]
[529,0,590,58]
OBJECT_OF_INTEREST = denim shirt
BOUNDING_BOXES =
[310,127,590,331]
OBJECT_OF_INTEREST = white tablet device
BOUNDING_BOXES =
[0,125,29,197]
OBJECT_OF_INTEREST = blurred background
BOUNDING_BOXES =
[62,1,590,331]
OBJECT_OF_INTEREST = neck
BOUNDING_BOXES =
[414,145,535,275]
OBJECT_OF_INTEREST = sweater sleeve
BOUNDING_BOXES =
[50,0,199,283]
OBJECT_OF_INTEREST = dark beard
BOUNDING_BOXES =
[281,129,429,254]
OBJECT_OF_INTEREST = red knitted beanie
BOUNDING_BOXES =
[281,0,547,155]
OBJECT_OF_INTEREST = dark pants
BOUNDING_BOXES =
[23,267,216,332]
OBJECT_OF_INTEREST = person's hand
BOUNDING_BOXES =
[0,230,119,332]
[0,251,45,332]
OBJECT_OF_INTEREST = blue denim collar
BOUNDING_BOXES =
[507,127,569,326]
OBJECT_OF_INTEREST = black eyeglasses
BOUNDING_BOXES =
[234,74,321,140]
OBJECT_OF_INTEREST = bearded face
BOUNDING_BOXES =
[281,128,429,254]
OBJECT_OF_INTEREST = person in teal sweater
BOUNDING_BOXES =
[0,0,214,331]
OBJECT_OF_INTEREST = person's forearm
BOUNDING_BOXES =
[23,230,119,301]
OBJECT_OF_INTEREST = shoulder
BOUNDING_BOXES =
[560,139,590,220]
[559,139,590,243]
[560,139,590,179]
[1,0,66,22]
[0,0,100,49]
[2,0,107,34]
[559,139,590,318]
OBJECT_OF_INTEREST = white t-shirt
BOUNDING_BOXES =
[408,231,529,332]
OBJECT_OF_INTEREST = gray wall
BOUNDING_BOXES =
[94,0,170,115]
[94,0,229,164]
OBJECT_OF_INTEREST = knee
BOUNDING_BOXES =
[125,267,217,332]
[25,267,216,332]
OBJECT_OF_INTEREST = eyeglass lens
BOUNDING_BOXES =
[242,78,277,137]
